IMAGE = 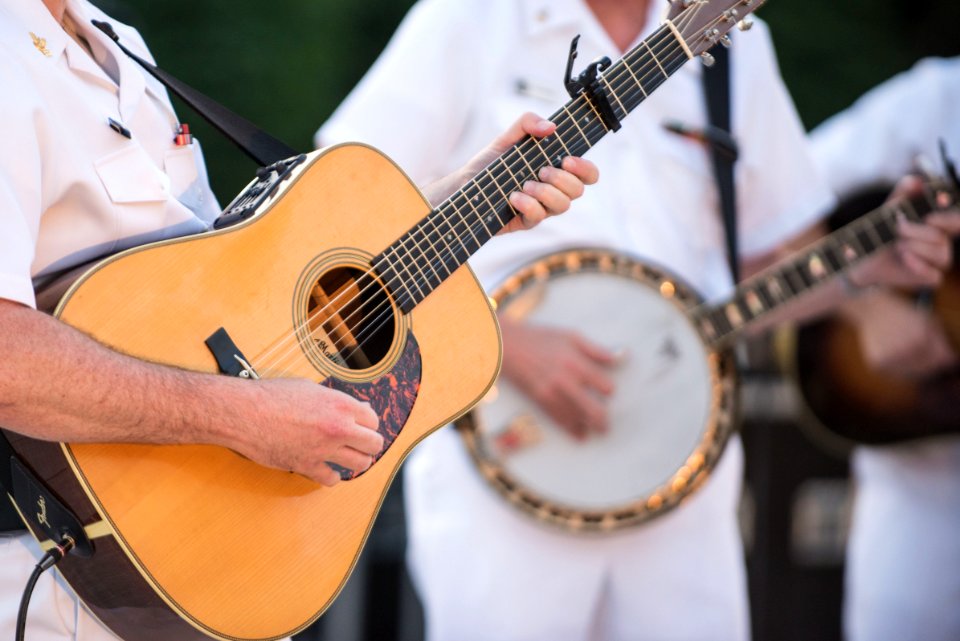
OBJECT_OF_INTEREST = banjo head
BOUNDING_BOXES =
[457,249,738,532]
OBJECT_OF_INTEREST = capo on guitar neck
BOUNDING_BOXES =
[563,35,622,133]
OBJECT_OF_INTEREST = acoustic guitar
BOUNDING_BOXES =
[457,177,958,533]
[792,187,960,446]
[2,2,761,640]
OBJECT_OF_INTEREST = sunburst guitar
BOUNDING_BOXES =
[458,176,959,532]
[2,3,763,640]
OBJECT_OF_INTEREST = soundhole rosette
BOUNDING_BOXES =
[456,248,739,533]
[293,250,410,382]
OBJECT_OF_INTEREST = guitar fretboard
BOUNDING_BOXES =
[691,185,946,347]
[373,24,689,313]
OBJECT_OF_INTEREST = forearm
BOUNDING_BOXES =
[0,300,257,450]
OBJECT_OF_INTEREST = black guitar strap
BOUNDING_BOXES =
[92,20,297,167]
[0,431,24,532]
[702,45,740,283]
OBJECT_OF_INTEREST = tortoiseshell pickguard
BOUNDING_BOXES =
[321,331,422,480]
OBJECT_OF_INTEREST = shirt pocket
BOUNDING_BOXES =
[163,144,199,197]
[94,145,168,204]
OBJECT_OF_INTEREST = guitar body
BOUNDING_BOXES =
[791,186,960,446]
[6,144,501,641]
[795,267,960,446]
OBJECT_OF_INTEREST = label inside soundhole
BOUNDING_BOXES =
[304,265,396,371]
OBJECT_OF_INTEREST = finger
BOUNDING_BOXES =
[900,248,943,286]
[926,211,960,236]
[355,402,380,429]
[521,180,572,216]
[491,112,556,154]
[573,335,620,367]
[888,175,924,200]
[562,380,610,434]
[561,156,599,185]
[328,447,375,474]
[577,360,616,397]
[896,216,954,246]
[508,190,547,229]
[538,165,584,200]
[347,423,385,456]
[314,464,342,487]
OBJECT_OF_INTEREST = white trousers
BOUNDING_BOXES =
[0,534,118,641]
[404,429,750,641]
[1,533,294,641]
[844,438,960,641]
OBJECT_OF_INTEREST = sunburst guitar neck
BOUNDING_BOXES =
[2,1,765,639]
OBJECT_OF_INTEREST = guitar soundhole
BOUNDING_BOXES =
[305,266,396,371]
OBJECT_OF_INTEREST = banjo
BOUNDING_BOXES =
[457,177,958,532]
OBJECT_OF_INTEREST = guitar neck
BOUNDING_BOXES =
[374,23,690,313]
[693,181,951,348]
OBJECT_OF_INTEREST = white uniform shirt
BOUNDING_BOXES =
[0,0,220,310]
[0,3,222,640]
[320,1,833,639]
[811,57,960,641]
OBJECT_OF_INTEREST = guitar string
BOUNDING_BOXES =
[248,24,690,377]
[283,33,691,371]
[257,12,711,378]
[689,183,944,346]
[255,9,721,377]
[254,29,692,378]
[257,8,717,377]
[313,7,726,368]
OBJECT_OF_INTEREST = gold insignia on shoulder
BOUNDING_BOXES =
[30,31,52,57]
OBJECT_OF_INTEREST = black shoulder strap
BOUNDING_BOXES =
[0,430,26,531]
[702,45,739,283]
[92,20,297,167]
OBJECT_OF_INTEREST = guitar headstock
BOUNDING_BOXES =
[665,0,768,64]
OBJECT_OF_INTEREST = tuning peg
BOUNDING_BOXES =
[737,18,754,31]
[700,51,716,67]
[720,35,732,48]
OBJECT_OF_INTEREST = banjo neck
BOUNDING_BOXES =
[691,176,958,349]
[373,0,765,314]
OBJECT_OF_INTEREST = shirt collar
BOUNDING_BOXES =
[4,1,70,62]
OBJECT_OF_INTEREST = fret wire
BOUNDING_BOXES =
[382,26,692,308]
[483,167,519,223]
[423,210,469,270]
[600,76,628,116]
[377,253,416,305]
[393,235,430,300]
[415,217,452,282]
[434,205,473,259]
[560,103,593,149]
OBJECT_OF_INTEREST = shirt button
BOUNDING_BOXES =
[536,8,549,22]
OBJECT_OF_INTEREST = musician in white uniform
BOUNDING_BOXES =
[317,1,960,639]
[0,1,597,639]
[810,56,960,641]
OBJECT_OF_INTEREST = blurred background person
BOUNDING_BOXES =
[810,56,960,641]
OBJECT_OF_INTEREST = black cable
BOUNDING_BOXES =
[15,537,75,641]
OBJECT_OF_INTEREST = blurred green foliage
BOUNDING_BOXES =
[104,0,960,205]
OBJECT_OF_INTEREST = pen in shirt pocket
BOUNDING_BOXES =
[107,117,131,139]
[174,123,192,147]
